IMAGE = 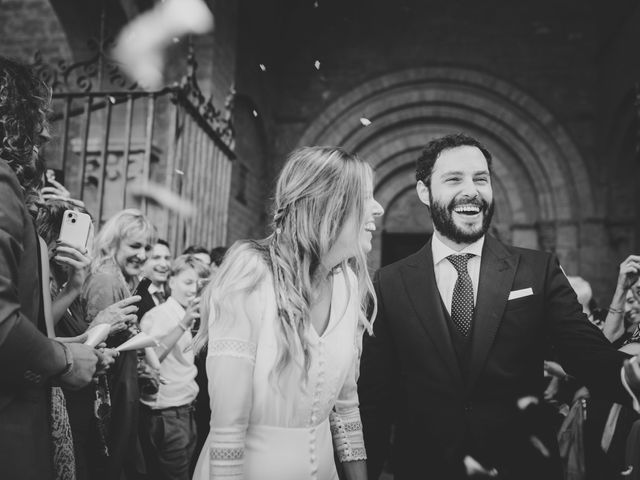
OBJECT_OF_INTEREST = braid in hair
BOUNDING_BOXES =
[268,201,313,389]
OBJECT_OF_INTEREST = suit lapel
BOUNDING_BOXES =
[400,240,465,392]
[467,235,519,392]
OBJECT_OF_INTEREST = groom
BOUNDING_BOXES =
[358,133,640,479]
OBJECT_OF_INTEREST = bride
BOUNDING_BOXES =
[192,146,383,480]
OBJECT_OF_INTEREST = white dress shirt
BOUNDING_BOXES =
[140,297,199,409]
[431,233,485,314]
[431,233,640,412]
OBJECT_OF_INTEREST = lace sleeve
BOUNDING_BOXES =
[330,277,367,463]
[205,279,265,479]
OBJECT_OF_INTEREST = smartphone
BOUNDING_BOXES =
[133,277,152,322]
[58,209,92,250]
[44,168,65,188]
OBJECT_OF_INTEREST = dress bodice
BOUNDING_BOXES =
[250,269,360,428]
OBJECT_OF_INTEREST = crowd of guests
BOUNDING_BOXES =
[4,54,640,480]
[543,257,640,479]
[0,54,232,480]
[38,200,227,479]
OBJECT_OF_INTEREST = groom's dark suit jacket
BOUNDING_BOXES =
[359,235,629,479]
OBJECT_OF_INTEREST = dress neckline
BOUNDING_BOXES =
[309,269,347,340]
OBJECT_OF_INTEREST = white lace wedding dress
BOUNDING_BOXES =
[192,260,366,480]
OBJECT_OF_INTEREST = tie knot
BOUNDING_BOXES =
[153,290,166,303]
[447,253,473,273]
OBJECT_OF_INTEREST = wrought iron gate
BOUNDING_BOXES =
[34,40,235,253]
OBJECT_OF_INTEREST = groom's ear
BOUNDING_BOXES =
[416,181,431,207]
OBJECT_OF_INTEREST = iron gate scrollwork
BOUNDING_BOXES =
[34,37,235,253]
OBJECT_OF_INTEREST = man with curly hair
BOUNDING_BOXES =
[0,56,99,480]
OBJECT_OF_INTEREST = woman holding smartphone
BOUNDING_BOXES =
[82,208,155,480]
[35,199,138,479]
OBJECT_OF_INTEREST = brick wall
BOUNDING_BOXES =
[0,0,72,61]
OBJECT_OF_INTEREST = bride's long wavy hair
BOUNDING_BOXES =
[194,146,377,386]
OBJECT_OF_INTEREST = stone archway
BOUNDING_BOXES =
[297,67,595,271]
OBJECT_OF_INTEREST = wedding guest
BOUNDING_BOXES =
[138,239,172,320]
[0,55,98,480]
[603,255,640,345]
[82,208,154,479]
[35,199,138,479]
[139,254,208,480]
[183,245,212,267]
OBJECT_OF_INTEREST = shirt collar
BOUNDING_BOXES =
[148,283,162,295]
[431,232,485,266]
[165,296,186,316]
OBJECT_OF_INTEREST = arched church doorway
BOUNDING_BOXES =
[296,67,596,272]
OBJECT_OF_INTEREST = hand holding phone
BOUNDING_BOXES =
[58,210,93,251]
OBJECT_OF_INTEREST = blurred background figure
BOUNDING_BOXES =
[208,246,228,275]
[603,255,640,348]
[183,245,212,267]
[138,239,173,321]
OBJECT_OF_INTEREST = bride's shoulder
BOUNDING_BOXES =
[218,240,271,280]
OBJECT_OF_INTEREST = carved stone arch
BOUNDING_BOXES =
[297,67,594,269]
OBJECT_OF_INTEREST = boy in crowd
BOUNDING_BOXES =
[139,254,208,480]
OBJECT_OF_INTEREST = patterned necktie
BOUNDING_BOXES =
[153,289,166,304]
[447,254,475,336]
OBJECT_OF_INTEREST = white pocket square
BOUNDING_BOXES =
[508,288,533,300]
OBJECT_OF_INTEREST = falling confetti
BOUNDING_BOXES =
[172,37,180,43]
[175,169,184,175]
[112,0,214,90]
[314,60,321,70]
[129,180,195,216]
[259,63,267,72]
[529,435,550,458]
[621,466,634,476]
[252,109,258,117]
[313,0,319,7]
[517,395,539,410]
[359,117,372,126]
[108,96,116,104]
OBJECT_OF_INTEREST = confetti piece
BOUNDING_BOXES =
[112,0,214,90]
[259,63,267,71]
[252,109,258,117]
[129,180,196,217]
[359,117,372,126]
[175,169,184,175]
[313,1,319,7]
[108,95,116,104]
[463,456,498,477]
[622,466,633,476]
[529,435,550,458]
[172,37,180,43]
[517,396,539,410]
[314,60,321,70]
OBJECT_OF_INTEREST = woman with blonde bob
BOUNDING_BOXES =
[192,146,384,480]
[82,208,154,479]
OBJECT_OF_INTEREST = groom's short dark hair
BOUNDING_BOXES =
[415,133,493,186]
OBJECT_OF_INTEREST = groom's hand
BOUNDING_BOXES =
[623,356,640,392]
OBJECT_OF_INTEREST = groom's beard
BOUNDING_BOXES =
[429,193,494,244]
